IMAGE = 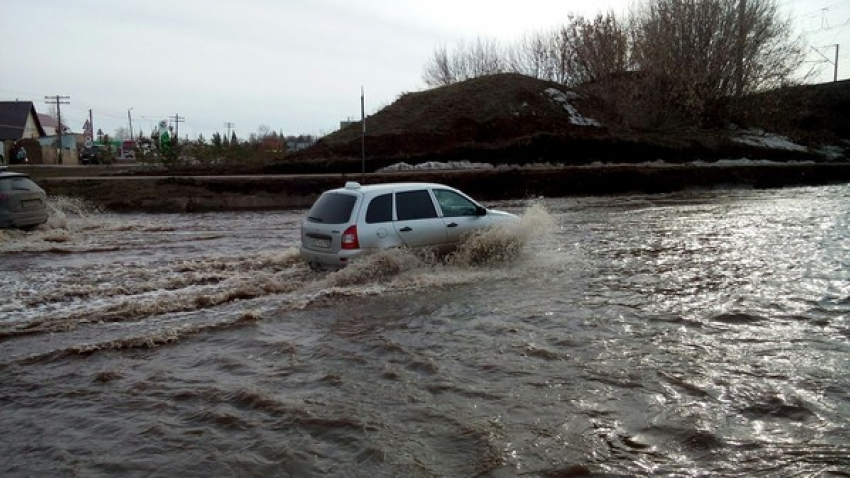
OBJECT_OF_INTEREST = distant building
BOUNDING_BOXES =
[37,113,61,136]
[0,101,46,163]
[286,135,316,151]
[340,119,362,131]
[0,101,79,164]
[286,141,312,151]
[0,101,46,141]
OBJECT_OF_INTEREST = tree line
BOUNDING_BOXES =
[117,127,316,169]
[422,0,805,128]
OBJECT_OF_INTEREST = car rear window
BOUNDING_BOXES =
[0,176,40,192]
[366,193,393,224]
[306,192,357,224]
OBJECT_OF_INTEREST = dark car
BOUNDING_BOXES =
[0,167,49,229]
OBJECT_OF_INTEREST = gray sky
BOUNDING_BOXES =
[2,0,847,141]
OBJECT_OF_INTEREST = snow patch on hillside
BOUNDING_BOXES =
[544,88,601,127]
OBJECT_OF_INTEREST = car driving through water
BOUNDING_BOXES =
[300,181,517,269]
[0,167,49,229]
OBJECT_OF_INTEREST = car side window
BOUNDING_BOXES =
[395,190,437,221]
[366,193,393,224]
[434,189,479,217]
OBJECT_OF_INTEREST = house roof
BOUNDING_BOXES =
[0,101,47,140]
[37,113,59,129]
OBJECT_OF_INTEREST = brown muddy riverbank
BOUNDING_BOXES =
[29,162,850,212]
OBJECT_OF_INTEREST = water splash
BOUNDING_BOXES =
[448,201,555,267]
[323,202,556,286]
[44,196,108,231]
[324,248,437,287]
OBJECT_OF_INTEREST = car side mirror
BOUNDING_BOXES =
[475,206,487,216]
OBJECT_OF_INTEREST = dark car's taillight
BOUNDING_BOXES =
[341,225,359,250]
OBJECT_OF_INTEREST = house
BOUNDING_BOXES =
[0,101,45,163]
[0,101,79,164]
[37,113,60,136]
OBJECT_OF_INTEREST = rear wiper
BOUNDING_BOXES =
[308,216,323,222]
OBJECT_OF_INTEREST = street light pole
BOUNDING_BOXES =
[361,86,365,183]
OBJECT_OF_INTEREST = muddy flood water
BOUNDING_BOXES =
[1,185,848,477]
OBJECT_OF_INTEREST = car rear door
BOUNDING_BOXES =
[392,189,447,247]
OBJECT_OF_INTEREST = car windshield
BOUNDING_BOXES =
[306,192,357,224]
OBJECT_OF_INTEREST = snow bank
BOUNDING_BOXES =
[544,88,602,127]
[733,130,807,152]
[378,160,494,172]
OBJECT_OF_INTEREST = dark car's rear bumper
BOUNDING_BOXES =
[0,209,49,229]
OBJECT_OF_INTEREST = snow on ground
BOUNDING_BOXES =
[378,160,494,172]
[544,88,602,127]
[816,144,846,161]
[733,130,808,152]
[378,158,824,173]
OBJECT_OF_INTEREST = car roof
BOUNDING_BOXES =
[0,171,30,179]
[329,181,459,195]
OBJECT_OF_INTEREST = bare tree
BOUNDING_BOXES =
[568,12,631,84]
[113,127,130,141]
[507,30,557,82]
[423,45,456,87]
[436,15,629,89]
[465,37,506,78]
[630,0,804,122]
[422,37,507,87]
[731,0,805,94]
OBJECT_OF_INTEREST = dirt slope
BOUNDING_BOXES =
[286,74,848,171]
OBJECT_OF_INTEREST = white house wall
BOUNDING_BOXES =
[23,113,41,138]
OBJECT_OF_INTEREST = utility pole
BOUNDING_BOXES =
[170,114,185,141]
[361,86,365,182]
[128,108,135,142]
[45,95,70,164]
[834,44,840,82]
[224,122,234,139]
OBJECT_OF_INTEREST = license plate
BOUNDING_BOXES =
[22,199,42,210]
[309,237,331,248]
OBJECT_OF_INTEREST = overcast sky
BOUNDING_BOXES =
[2,0,847,141]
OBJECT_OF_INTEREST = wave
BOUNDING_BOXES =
[10,311,264,366]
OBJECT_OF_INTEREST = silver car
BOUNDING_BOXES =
[300,181,517,269]
[0,168,49,229]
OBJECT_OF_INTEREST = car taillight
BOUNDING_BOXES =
[0,193,8,202]
[341,225,359,250]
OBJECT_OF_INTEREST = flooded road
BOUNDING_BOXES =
[1,186,849,477]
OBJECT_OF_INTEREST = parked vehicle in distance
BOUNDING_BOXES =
[300,181,518,270]
[0,167,49,229]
